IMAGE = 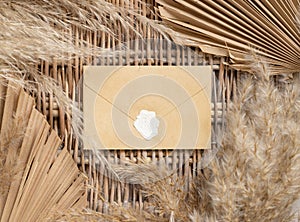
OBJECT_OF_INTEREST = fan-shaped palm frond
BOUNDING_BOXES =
[0,80,87,222]
[158,0,300,75]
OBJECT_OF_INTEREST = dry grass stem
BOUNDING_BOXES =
[194,63,300,221]
[0,0,171,140]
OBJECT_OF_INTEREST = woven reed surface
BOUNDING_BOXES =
[34,0,239,212]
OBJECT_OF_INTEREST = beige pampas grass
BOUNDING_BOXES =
[0,0,170,140]
[193,63,300,221]
[111,159,192,221]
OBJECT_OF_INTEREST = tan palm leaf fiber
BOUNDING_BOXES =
[157,0,300,75]
[0,80,87,222]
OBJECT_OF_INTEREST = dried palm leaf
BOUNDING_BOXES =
[0,80,87,222]
[157,0,300,75]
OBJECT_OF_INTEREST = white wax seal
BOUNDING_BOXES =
[133,110,160,140]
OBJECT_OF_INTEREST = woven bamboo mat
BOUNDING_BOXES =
[33,0,239,212]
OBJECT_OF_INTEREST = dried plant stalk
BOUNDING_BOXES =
[194,64,300,221]
[0,0,171,140]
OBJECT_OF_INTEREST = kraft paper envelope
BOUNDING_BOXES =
[83,66,211,150]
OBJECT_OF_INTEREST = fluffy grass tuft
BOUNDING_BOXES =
[0,0,171,140]
[194,63,300,221]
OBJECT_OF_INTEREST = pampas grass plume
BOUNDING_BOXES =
[195,63,300,221]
